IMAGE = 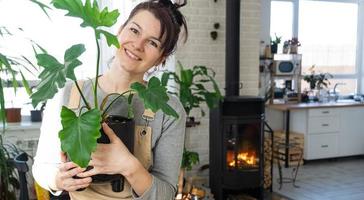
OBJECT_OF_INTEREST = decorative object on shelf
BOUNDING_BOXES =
[270,33,282,54]
[210,22,220,40]
[288,37,301,54]
[282,40,290,54]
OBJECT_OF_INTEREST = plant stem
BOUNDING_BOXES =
[101,90,133,119]
[94,31,101,109]
[74,81,91,110]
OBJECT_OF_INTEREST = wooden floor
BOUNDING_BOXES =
[272,156,364,200]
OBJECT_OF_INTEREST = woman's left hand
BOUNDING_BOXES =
[78,123,135,177]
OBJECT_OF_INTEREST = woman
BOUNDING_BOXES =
[32,0,188,199]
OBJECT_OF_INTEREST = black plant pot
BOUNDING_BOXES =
[271,44,278,54]
[93,115,135,192]
[76,116,135,192]
[30,110,43,122]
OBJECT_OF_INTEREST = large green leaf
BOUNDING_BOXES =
[52,0,120,48]
[30,44,85,108]
[131,77,178,118]
[59,107,102,168]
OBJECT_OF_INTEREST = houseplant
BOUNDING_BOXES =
[270,33,282,54]
[303,65,333,90]
[30,0,179,175]
[161,61,222,198]
[288,37,301,54]
[161,61,222,125]
[303,65,332,102]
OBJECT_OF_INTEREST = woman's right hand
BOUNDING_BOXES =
[54,152,92,192]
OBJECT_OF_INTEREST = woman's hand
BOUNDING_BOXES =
[79,123,136,177]
[54,152,92,192]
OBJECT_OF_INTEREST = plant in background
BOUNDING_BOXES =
[30,0,178,168]
[161,61,222,121]
[0,1,50,199]
[270,33,282,54]
[289,37,301,46]
[181,148,199,171]
[303,65,333,90]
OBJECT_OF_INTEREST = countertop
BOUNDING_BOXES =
[267,100,364,111]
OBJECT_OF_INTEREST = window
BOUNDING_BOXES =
[270,1,293,47]
[270,0,362,95]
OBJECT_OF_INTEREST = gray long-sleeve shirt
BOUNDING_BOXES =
[32,80,186,200]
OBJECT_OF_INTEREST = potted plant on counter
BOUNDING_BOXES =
[29,0,179,191]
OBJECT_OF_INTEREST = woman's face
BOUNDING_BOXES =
[116,10,165,76]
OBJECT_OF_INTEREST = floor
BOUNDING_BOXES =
[272,156,364,200]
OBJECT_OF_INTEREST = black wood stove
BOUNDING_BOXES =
[210,97,265,200]
[208,0,265,199]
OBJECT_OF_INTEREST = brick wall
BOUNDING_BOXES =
[176,0,261,176]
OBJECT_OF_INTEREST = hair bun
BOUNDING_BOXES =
[158,0,187,9]
[173,0,187,8]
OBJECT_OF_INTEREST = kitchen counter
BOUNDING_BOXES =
[267,100,364,111]
[266,100,364,167]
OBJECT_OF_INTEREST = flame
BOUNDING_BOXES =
[227,150,257,167]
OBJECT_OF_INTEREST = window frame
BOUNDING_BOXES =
[271,0,364,93]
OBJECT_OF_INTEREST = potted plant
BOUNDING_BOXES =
[303,65,333,90]
[29,0,179,190]
[161,61,222,199]
[270,33,282,54]
[288,37,301,54]
[29,101,46,122]
[303,65,333,102]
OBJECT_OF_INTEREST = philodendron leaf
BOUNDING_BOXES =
[52,0,120,48]
[96,29,120,48]
[131,77,179,118]
[59,107,102,168]
[31,44,85,108]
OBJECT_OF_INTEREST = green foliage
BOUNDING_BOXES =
[52,0,120,48]
[270,33,282,45]
[59,107,102,168]
[30,44,86,108]
[131,77,179,118]
[181,148,199,171]
[162,61,222,117]
[303,65,333,90]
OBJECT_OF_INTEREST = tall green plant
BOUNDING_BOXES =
[161,61,222,117]
[30,0,178,168]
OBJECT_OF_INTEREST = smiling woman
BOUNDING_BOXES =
[31,0,189,200]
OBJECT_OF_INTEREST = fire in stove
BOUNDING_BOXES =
[227,150,259,169]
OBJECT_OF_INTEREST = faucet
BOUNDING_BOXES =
[333,83,346,101]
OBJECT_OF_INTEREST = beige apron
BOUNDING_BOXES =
[67,82,153,200]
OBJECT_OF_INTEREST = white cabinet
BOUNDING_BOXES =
[339,107,364,156]
[290,107,364,160]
